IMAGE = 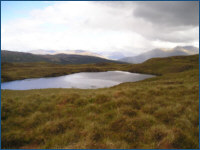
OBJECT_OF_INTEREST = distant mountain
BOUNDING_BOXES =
[29,49,106,59]
[105,52,127,60]
[173,46,199,54]
[1,50,121,64]
[119,46,199,64]
[98,51,136,60]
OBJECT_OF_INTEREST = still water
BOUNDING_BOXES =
[1,71,154,90]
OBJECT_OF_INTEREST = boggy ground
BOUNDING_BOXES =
[1,55,199,149]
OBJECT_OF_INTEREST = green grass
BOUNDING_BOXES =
[1,55,199,149]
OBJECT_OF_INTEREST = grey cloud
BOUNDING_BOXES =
[130,1,199,43]
[96,1,199,27]
[133,1,199,27]
[152,32,198,43]
[94,1,199,43]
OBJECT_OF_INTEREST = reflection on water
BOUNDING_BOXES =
[1,71,155,90]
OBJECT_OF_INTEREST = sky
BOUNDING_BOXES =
[1,1,199,55]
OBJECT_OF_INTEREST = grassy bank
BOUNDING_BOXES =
[1,55,199,149]
[1,62,132,82]
[2,55,198,82]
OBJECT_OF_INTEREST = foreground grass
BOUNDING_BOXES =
[1,55,199,149]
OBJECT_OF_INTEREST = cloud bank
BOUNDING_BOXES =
[1,1,199,54]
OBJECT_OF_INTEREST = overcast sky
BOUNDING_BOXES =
[1,1,199,54]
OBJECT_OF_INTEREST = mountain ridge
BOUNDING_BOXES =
[119,46,199,64]
[1,50,121,64]
[29,49,106,59]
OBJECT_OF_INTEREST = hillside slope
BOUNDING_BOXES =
[1,55,199,149]
[1,50,119,64]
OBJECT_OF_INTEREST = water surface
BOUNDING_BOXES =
[1,71,155,90]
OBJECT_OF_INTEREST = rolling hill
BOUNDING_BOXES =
[120,46,199,64]
[1,50,120,64]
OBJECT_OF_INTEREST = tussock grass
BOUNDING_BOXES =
[1,55,199,149]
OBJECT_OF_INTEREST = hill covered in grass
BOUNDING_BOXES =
[1,50,120,65]
[1,55,199,149]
